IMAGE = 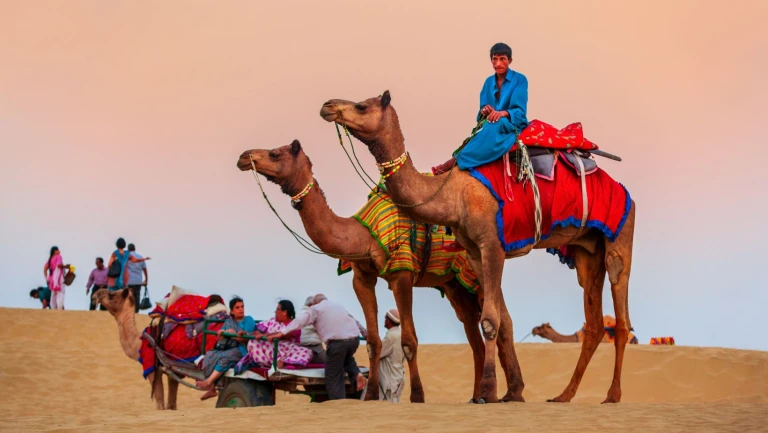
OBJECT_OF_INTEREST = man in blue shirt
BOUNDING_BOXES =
[126,243,148,313]
[29,286,51,309]
[433,42,529,174]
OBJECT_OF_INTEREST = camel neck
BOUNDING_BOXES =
[545,330,580,343]
[372,145,458,228]
[116,307,142,361]
[294,180,373,259]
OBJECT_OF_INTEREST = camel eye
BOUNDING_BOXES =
[269,151,279,161]
[355,104,367,112]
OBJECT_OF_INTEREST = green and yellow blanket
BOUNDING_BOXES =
[337,185,480,294]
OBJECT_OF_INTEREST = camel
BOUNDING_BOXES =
[319,91,636,404]
[532,317,639,344]
[236,140,523,403]
[96,288,178,410]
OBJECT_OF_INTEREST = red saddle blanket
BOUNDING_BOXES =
[139,321,223,378]
[469,157,630,255]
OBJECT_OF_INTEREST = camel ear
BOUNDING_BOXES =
[290,140,302,156]
[381,90,391,108]
[121,289,130,298]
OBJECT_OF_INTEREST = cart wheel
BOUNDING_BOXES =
[215,379,274,408]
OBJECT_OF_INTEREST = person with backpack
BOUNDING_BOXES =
[107,238,150,291]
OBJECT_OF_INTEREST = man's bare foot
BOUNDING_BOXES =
[277,359,284,369]
[356,374,366,391]
[195,380,212,390]
[200,388,218,401]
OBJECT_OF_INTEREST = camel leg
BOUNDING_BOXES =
[166,375,179,410]
[147,372,165,410]
[603,200,635,404]
[389,271,425,403]
[496,290,525,402]
[351,266,381,401]
[468,239,505,404]
[442,280,484,402]
[549,243,606,403]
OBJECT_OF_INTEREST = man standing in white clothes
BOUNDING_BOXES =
[379,309,405,403]
[270,294,367,399]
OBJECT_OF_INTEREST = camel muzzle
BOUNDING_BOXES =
[319,101,340,122]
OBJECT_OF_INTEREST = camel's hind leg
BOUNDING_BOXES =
[603,200,635,403]
[166,375,179,410]
[389,271,425,403]
[442,280,484,402]
[350,265,382,401]
[549,241,606,403]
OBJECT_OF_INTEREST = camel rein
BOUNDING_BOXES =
[332,110,456,209]
[247,156,411,261]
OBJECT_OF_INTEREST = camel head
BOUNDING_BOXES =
[531,322,554,339]
[236,140,314,203]
[319,91,404,162]
[95,288,135,317]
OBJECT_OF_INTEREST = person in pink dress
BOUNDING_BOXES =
[43,246,70,310]
[244,300,313,369]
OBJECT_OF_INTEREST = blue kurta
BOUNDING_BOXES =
[456,69,529,170]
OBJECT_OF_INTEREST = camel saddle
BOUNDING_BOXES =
[525,147,597,181]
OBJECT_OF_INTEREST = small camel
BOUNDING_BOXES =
[319,91,636,404]
[532,317,639,344]
[236,140,523,403]
[96,288,179,410]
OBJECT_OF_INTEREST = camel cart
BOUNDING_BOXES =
[146,318,368,408]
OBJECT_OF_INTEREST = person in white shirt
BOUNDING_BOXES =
[269,294,367,399]
[379,309,405,402]
[299,295,326,364]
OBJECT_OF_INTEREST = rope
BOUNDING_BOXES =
[247,156,411,261]
[333,112,488,209]
[515,142,543,244]
[518,332,532,343]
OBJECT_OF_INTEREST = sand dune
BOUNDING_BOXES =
[1,307,766,432]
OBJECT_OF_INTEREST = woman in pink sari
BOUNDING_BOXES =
[43,246,70,310]
[243,300,313,369]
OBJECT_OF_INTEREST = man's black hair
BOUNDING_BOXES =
[490,42,512,59]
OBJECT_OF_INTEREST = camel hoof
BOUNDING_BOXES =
[547,397,570,403]
[468,398,478,404]
[477,398,486,404]
[601,396,620,404]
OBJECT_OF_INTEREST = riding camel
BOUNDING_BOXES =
[95,288,179,410]
[236,140,523,403]
[319,91,636,404]
[532,316,639,344]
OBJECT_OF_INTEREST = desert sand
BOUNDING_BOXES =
[1,307,766,432]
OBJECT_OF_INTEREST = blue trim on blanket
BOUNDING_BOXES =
[468,169,632,252]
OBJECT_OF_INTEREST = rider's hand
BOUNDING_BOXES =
[487,110,508,123]
[480,105,494,116]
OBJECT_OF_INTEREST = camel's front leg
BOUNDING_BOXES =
[496,290,525,402]
[147,372,165,410]
[442,280,484,402]
[389,271,425,403]
[350,266,382,401]
[549,244,606,403]
[166,375,179,410]
[468,239,505,404]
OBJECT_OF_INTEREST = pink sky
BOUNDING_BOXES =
[1,1,766,349]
